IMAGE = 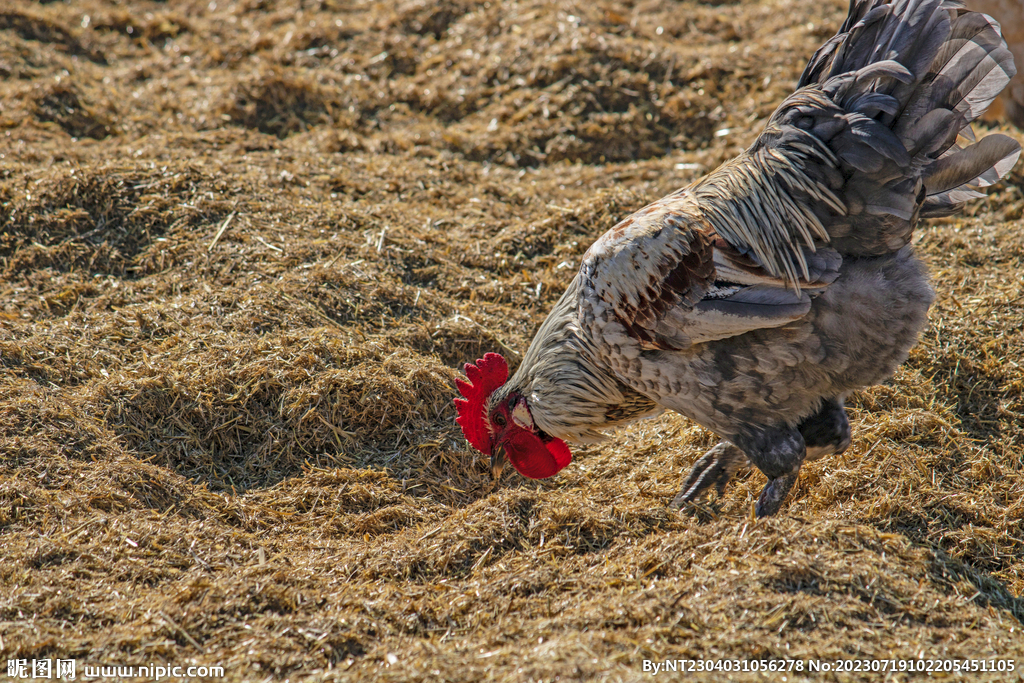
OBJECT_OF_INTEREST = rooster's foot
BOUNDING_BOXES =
[755,472,800,517]
[669,442,749,510]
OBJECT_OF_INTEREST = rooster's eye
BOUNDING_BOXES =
[494,414,506,427]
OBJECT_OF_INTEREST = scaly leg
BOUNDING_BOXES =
[733,425,806,518]
[669,442,749,510]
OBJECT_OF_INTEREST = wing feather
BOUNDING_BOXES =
[579,195,841,351]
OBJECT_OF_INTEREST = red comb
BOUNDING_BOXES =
[454,352,508,455]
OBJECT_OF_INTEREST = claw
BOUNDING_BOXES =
[669,442,748,510]
[754,471,800,517]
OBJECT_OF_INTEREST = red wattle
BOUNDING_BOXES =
[545,438,573,471]
[504,430,573,479]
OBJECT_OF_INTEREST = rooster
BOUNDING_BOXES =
[455,0,1021,517]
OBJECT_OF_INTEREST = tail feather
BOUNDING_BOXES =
[924,132,1022,194]
[799,0,949,88]
[923,133,1021,214]
[921,13,1015,123]
[692,0,1020,281]
[903,108,959,157]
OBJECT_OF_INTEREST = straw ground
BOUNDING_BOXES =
[1,0,1022,680]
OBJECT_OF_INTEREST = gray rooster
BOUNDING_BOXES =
[455,0,1021,516]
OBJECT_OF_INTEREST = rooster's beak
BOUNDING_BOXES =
[491,444,506,481]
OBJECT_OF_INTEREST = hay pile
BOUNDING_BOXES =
[1,0,1022,680]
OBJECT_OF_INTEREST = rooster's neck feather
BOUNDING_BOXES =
[505,276,660,443]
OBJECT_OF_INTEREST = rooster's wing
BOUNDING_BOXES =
[578,194,842,352]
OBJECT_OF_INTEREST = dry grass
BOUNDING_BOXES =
[1,0,1023,680]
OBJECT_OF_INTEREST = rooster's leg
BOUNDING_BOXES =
[754,472,800,517]
[734,426,806,518]
[669,442,748,509]
[799,397,851,461]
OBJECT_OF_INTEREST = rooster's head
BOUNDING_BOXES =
[454,352,572,480]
